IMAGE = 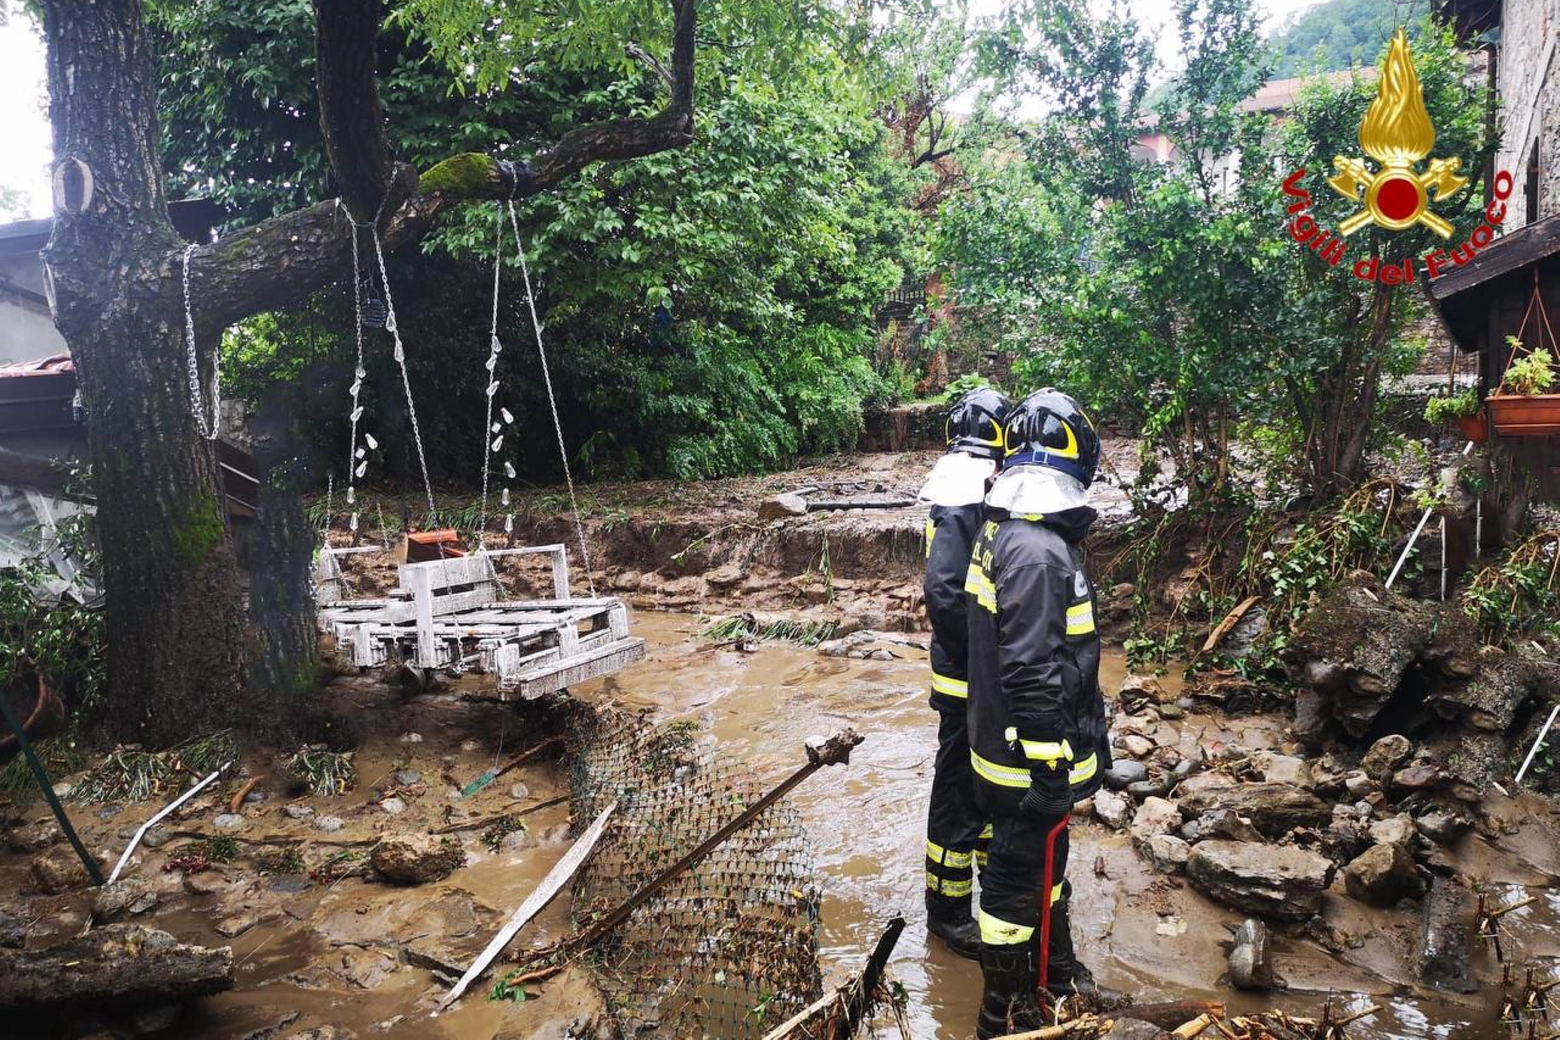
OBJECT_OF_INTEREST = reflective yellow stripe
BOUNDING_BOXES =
[1066,602,1095,636]
[972,750,1099,789]
[979,909,1035,946]
[1019,737,1074,764]
[927,875,973,897]
[926,840,973,868]
[964,562,997,613]
[924,517,935,559]
[931,673,968,698]
[974,850,989,868]
[1015,512,1045,521]
[1050,882,1065,905]
[979,823,993,840]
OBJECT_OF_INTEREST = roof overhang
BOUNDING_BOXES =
[1428,212,1560,351]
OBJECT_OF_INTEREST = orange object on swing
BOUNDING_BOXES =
[402,528,467,562]
[1486,271,1560,437]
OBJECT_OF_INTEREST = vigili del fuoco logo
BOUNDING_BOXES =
[1282,28,1513,284]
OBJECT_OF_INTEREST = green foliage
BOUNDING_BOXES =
[1269,0,1433,78]
[943,373,993,401]
[489,970,530,1004]
[1502,342,1556,396]
[1463,533,1560,646]
[1423,387,1480,424]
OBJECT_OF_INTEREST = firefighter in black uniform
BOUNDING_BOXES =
[964,389,1111,1038]
[919,387,1012,961]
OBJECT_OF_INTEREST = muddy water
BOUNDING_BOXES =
[599,613,1560,1038]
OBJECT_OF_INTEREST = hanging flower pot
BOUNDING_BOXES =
[1455,410,1489,444]
[1490,282,1560,439]
[1487,393,1560,437]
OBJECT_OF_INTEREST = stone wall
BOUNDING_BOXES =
[1494,0,1560,227]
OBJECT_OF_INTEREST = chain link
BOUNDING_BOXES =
[478,210,505,549]
[181,244,220,440]
[370,226,438,520]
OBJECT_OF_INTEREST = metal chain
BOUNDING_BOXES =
[507,201,596,596]
[369,226,438,520]
[180,244,220,440]
[478,209,505,549]
[345,219,368,533]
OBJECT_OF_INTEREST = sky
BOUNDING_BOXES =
[0,0,1327,222]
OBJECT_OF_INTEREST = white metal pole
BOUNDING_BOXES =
[1439,515,1448,601]
[1515,704,1560,787]
[107,762,232,884]
[1386,441,1474,591]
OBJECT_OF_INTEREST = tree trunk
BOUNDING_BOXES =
[0,924,232,1010]
[40,0,249,746]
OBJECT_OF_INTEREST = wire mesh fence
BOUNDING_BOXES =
[568,705,824,1038]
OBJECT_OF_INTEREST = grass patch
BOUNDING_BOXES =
[285,746,356,796]
[699,613,838,648]
[70,731,238,803]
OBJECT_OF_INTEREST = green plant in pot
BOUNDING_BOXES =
[1425,386,1485,443]
[1489,334,1560,437]
[1502,348,1555,395]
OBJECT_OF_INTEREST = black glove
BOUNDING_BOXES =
[1020,762,1073,816]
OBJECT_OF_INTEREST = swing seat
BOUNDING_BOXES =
[317,544,645,699]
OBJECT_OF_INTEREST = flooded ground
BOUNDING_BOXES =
[3,610,1557,1038]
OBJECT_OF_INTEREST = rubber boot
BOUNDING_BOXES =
[975,942,1048,1039]
[924,889,980,961]
[1042,898,1121,1002]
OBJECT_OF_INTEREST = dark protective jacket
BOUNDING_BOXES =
[923,503,983,711]
[964,506,1109,816]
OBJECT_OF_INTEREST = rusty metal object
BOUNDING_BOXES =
[0,667,65,759]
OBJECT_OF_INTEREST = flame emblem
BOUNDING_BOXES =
[1327,29,1467,238]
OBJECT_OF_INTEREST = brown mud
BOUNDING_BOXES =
[3,612,1556,1038]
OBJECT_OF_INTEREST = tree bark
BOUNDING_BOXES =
[0,924,232,1010]
[40,0,249,746]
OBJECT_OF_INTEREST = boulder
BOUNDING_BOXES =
[1185,840,1334,921]
[93,878,159,921]
[1180,809,1262,845]
[30,848,97,894]
[1361,735,1413,781]
[1257,753,1313,789]
[1177,782,1330,839]
[370,835,465,884]
[1119,674,1173,705]
[0,910,25,949]
[1118,734,1154,758]
[1142,834,1190,873]
[1343,843,1420,906]
[1130,797,1182,846]
[1093,789,1132,831]
[1390,764,1442,792]
[1417,878,1474,993]
[1103,760,1148,790]
[1368,814,1417,849]
[1415,810,1471,845]
[757,493,808,520]
[1227,918,1276,990]
[6,820,61,853]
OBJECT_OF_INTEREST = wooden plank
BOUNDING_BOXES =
[509,639,647,699]
[1428,212,1560,301]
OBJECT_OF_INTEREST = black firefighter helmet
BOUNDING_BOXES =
[1001,388,1101,488]
[944,386,1013,462]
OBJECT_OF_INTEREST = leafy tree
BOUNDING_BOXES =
[1269,0,1432,77]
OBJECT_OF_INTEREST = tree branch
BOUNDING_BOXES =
[188,0,697,328]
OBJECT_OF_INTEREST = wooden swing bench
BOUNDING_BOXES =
[315,544,645,700]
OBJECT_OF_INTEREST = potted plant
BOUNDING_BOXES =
[1487,334,1560,437]
[1423,386,1486,443]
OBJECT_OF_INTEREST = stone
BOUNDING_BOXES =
[1129,797,1182,845]
[370,835,464,884]
[1119,735,1154,758]
[93,878,159,921]
[1362,735,1413,781]
[378,797,407,816]
[96,804,123,819]
[268,875,312,894]
[1227,918,1276,990]
[216,910,262,938]
[244,790,269,804]
[7,820,61,852]
[141,826,172,849]
[284,1028,355,1040]
[31,848,96,894]
[1157,703,1184,720]
[1142,834,1190,873]
[1391,764,1442,792]
[1179,809,1262,845]
[539,823,572,847]
[1368,814,1417,848]
[393,770,422,787]
[399,732,424,744]
[1343,772,1376,798]
[460,739,481,752]
[1176,782,1330,839]
[1418,878,1474,993]
[1222,605,1270,659]
[0,910,26,948]
[1103,1021,1171,1040]
[498,830,529,854]
[1126,778,1170,799]
[1103,760,1148,790]
[1344,843,1421,906]
[508,782,531,800]
[315,816,345,833]
[1258,754,1313,789]
[1119,674,1169,704]
[213,813,246,831]
[758,493,808,520]
[1416,810,1472,845]
[283,804,315,821]
[51,781,73,799]
[1185,840,1334,920]
[1093,789,1132,831]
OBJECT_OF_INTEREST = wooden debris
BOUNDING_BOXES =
[1202,595,1262,654]
[759,916,906,1040]
[805,496,915,512]
[991,1016,1111,1040]
[430,795,570,835]
[228,778,258,813]
[0,924,231,1009]
[459,735,561,798]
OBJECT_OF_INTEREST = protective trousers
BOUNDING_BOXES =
[978,808,1070,990]
[924,703,991,897]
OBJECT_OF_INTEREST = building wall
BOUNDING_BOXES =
[0,291,67,366]
[1495,0,1560,227]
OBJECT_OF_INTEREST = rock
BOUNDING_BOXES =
[1418,877,1474,993]
[1126,778,1170,800]
[1368,814,1417,848]
[1156,702,1184,720]
[370,835,464,884]
[1343,772,1376,798]
[1103,760,1147,789]
[333,946,398,989]
[1416,810,1471,845]
[1130,797,1182,845]
[51,781,73,799]
[1103,1021,1170,1040]
[1093,789,1132,831]
[539,823,572,847]
[283,804,315,821]
[284,1028,355,1040]
[1185,840,1334,920]
[1119,735,1154,758]
[244,790,269,804]
[1177,782,1330,839]
[93,878,159,921]
[268,875,312,894]
[141,826,172,849]
[1343,842,1421,906]
[315,815,345,833]
[758,493,808,520]
[0,924,232,1008]
[460,739,481,752]
[1227,918,1276,990]
[1258,754,1312,789]
[7,820,61,852]
[96,804,123,819]
[1119,674,1170,704]
[1362,735,1413,781]
[378,797,407,816]
[216,910,262,938]
[1222,605,1270,659]
[498,830,529,854]
[399,732,424,744]
[1180,809,1262,844]
[31,847,96,894]
[213,813,247,831]
[508,782,531,800]
[1142,834,1190,873]
[393,770,422,787]
[1390,764,1442,792]
[0,910,26,948]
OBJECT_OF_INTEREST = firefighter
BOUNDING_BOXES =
[918,386,1012,961]
[964,388,1111,1038]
